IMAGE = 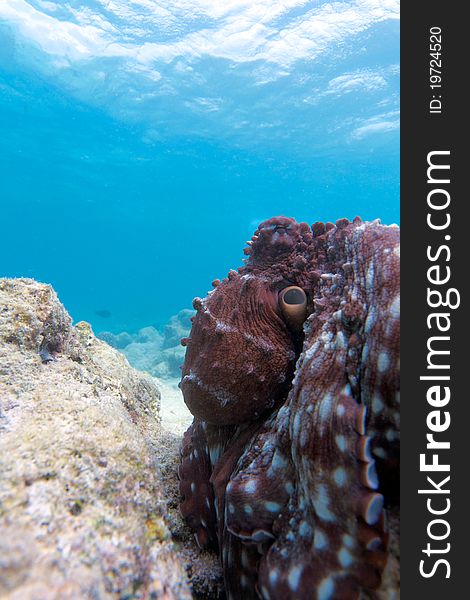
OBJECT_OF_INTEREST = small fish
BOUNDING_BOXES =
[95,309,112,318]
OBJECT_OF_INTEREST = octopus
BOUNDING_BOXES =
[178,216,400,600]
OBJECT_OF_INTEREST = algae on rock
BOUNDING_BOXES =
[0,278,192,599]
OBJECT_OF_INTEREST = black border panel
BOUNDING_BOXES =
[401,3,466,597]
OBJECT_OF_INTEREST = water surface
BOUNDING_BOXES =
[0,1,399,333]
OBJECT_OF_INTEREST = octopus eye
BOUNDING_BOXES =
[278,286,308,332]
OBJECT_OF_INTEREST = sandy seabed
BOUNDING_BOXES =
[156,376,193,436]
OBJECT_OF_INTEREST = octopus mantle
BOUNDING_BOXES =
[179,216,400,600]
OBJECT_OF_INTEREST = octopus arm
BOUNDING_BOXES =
[258,313,389,599]
[260,386,388,599]
[210,420,285,600]
[179,418,219,550]
[220,416,295,600]
[224,414,292,543]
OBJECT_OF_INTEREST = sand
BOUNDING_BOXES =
[155,376,193,436]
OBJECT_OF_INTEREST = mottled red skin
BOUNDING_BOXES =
[179,216,400,600]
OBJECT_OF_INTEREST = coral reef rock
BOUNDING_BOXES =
[98,309,194,380]
[162,309,195,350]
[0,278,194,600]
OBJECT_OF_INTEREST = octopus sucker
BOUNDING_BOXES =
[179,216,400,599]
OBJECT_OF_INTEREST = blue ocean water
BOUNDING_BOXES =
[0,1,399,334]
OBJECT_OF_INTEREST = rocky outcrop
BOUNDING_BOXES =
[0,278,215,599]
